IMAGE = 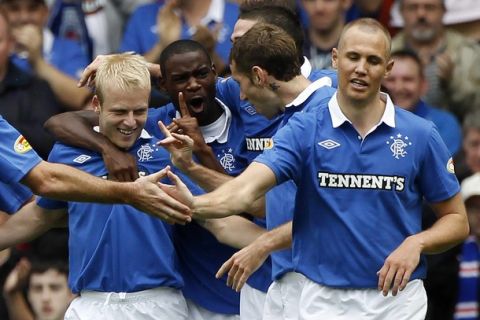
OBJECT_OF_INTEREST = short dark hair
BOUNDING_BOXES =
[28,258,69,286]
[239,0,297,14]
[238,5,304,62]
[391,49,424,77]
[230,23,300,82]
[159,40,212,79]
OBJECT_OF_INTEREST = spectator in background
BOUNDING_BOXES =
[454,173,480,320]
[454,110,480,182]
[300,0,352,70]
[0,6,63,159]
[0,0,92,110]
[3,258,74,320]
[120,0,238,75]
[392,0,480,121]
[383,49,461,156]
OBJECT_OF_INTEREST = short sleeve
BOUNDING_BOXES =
[418,125,460,202]
[254,112,312,185]
[0,118,42,184]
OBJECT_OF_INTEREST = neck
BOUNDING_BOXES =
[278,75,312,109]
[0,61,8,82]
[309,21,344,51]
[198,99,224,126]
[336,91,386,138]
[182,0,212,26]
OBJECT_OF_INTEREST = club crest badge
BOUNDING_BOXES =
[137,144,154,162]
[386,134,412,159]
[14,135,32,154]
[218,148,235,172]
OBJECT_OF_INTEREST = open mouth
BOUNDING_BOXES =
[188,96,205,113]
[350,79,368,90]
[118,128,135,136]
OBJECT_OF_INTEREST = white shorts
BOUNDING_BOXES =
[240,283,266,320]
[64,287,188,320]
[263,272,307,320]
[299,278,427,320]
[186,298,240,320]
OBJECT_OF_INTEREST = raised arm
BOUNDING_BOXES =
[44,111,138,181]
[377,192,468,296]
[3,258,35,320]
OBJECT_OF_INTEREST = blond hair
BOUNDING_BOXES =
[95,54,151,104]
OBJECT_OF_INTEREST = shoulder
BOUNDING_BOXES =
[48,142,99,165]
[395,107,435,137]
[131,2,161,16]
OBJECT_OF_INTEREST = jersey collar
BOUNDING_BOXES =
[301,56,312,78]
[285,76,333,108]
[328,92,396,129]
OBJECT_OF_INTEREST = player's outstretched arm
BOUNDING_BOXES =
[216,221,293,292]
[191,162,276,219]
[0,202,66,250]
[377,192,468,297]
[22,162,191,224]
[44,111,138,181]
[198,215,266,249]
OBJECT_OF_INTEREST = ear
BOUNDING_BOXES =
[251,66,268,86]
[384,59,395,78]
[331,48,339,70]
[211,63,217,77]
[92,95,101,114]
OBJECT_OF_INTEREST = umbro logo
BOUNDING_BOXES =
[73,155,91,164]
[318,139,340,149]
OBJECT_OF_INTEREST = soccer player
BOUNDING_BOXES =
[0,53,203,319]
[0,115,189,224]
[163,19,469,319]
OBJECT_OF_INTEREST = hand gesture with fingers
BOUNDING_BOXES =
[158,168,194,209]
[377,236,422,296]
[170,92,208,154]
[131,166,192,224]
[158,119,195,172]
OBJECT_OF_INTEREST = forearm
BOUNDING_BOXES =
[183,160,233,191]
[22,161,134,204]
[191,163,276,219]
[193,145,226,175]
[416,193,469,254]
[3,292,34,320]
[34,59,92,110]
[0,203,60,250]
[199,215,266,249]
[44,111,112,153]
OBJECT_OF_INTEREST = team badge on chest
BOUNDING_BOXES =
[218,148,235,172]
[137,144,155,162]
[386,134,412,159]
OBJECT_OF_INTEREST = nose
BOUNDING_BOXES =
[186,76,201,92]
[124,112,136,127]
[354,59,367,75]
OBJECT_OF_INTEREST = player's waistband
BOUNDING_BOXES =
[80,287,180,304]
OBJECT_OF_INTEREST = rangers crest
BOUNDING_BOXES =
[386,134,412,159]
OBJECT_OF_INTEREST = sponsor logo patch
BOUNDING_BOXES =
[447,157,455,174]
[14,135,32,154]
